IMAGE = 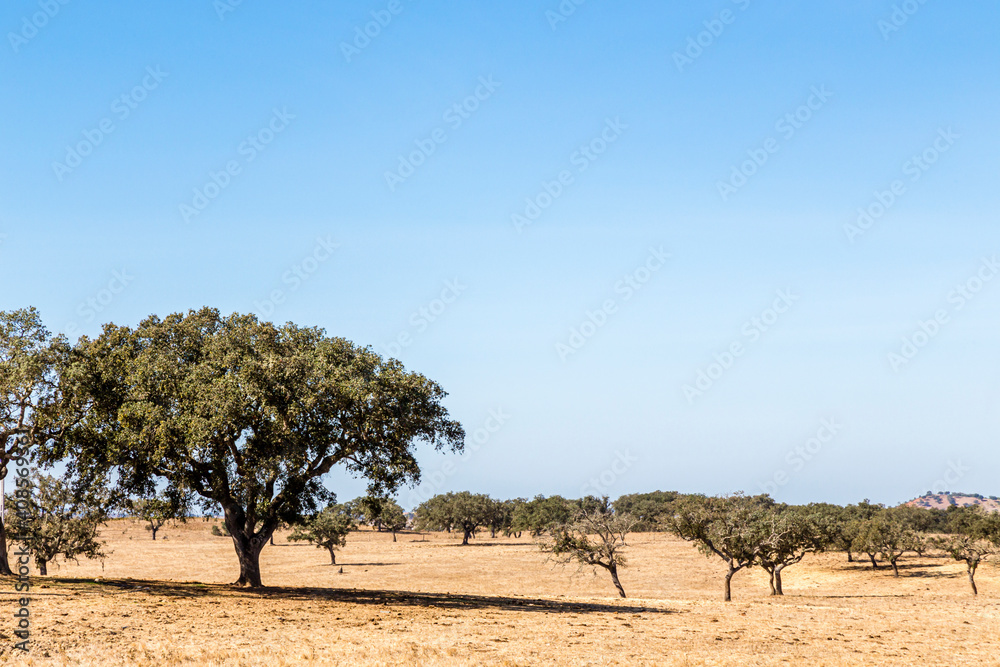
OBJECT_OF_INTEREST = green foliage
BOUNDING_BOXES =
[612,491,679,531]
[288,503,356,563]
[850,508,922,576]
[55,308,464,586]
[414,491,493,544]
[511,495,575,537]
[541,496,635,598]
[211,523,231,537]
[131,490,192,539]
[347,496,407,534]
[6,471,110,575]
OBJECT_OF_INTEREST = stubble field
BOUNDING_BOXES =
[1,519,998,666]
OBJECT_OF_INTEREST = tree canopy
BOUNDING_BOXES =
[55,308,464,586]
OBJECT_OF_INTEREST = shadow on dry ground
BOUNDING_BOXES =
[34,577,673,615]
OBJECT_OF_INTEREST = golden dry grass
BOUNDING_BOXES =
[1,519,998,665]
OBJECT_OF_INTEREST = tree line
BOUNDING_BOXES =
[413,490,1000,600]
[3,307,997,600]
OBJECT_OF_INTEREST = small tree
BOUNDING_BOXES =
[6,472,109,575]
[851,509,920,576]
[667,493,773,602]
[933,506,999,595]
[131,490,191,540]
[415,492,492,545]
[349,496,407,541]
[755,505,824,595]
[288,503,356,565]
[542,496,635,598]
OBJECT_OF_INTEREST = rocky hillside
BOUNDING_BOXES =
[905,492,1000,512]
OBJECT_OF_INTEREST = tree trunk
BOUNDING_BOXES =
[890,560,899,577]
[774,564,785,595]
[608,563,626,598]
[37,559,47,576]
[391,530,396,543]
[462,526,472,545]
[765,567,777,596]
[327,546,336,565]
[225,509,271,587]
[968,565,978,596]
[723,566,736,602]
[846,550,853,563]
[150,524,158,540]
[490,528,496,538]
[0,515,14,576]
[270,533,275,546]
[868,553,878,570]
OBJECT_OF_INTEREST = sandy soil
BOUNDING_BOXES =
[0,519,998,665]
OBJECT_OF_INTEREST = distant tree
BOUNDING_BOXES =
[542,496,635,598]
[52,309,464,587]
[6,471,109,575]
[756,505,825,595]
[288,503,356,565]
[613,491,679,532]
[511,495,574,537]
[414,492,492,545]
[933,506,1000,595]
[502,498,526,537]
[851,509,921,576]
[130,490,192,540]
[484,497,514,538]
[349,496,408,541]
[0,308,81,576]
[838,500,884,562]
[667,493,773,602]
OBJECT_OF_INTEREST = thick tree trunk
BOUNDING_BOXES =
[846,550,853,563]
[608,563,626,598]
[723,566,736,602]
[764,567,777,596]
[462,527,472,545]
[774,565,785,595]
[868,553,878,570]
[225,509,271,588]
[0,515,14,576]
[327,546,337,565]
[37,559,47,576]
[890,560,899,577]
[968,566,978,596]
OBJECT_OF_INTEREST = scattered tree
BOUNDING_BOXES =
[542,497,635,598]
[6,471,109,575]
[851,509,921,576]
[288,503,356,565]
[933,506,999,595]
[415,491,492,545]
[130,490,191,540]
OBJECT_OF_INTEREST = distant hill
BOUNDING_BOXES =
[904,492,1000,513]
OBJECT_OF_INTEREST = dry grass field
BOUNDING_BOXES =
[1,519,998,666]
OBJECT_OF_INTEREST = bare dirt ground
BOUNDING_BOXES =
[1,519,998,665]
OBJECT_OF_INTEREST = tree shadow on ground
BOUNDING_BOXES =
[44,577,673,615]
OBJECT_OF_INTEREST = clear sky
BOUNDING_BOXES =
[2,1,998,509]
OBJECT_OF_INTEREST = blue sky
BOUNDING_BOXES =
[2,1,998,508]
